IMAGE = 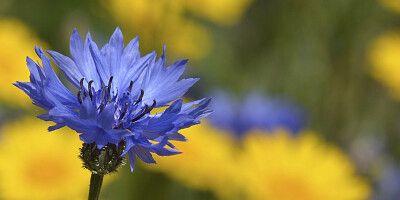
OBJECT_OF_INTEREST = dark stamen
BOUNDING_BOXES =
[131,100,156,122]
[100,86,106,100]
[106,86,111,101]
[135,90,144,104]
[149,99,156,110]
[98,103,105,112]
[106,76,113,97]
[98,86,108,112]
[131,105,149,122]
[80,78,85,89]
[108,76,113,88]
[77,91,82,104]
[113,123,122,129]
[88,80,94,99]
[128,81,134,93]
[118,102,129,120]
[79,78,87,96]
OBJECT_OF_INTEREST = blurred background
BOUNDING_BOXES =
[0,0,400,199]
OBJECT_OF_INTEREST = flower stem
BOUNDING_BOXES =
[88,173,104,200]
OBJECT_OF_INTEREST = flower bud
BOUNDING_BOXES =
[79,142,125,175]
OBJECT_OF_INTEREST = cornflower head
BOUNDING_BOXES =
[15,28,211,173]
[210,91,306,138]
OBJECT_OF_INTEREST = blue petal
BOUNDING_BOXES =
[79,98,97,119]
[166,132,186,141]
[141,100,182,139]
[133,145,156,164]
[47,50,82,87]
[89,40,109,86]
[128,151,136,172]
[69,29,101,88]
[26,57,42,82]
[36,47,77,107]
[108,27,124,75]
[97,104,116,130]
[118,52,155,95]
[151,138,181,156]
[48,123,65,131]
[121,36,140,70]
[140,50,197,106]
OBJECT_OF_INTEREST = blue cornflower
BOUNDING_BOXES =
[209,91,306,137]
[15,28,211,171]
[375,162,400,200]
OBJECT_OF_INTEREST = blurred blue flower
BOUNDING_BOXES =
[350,134,400,199]
[209,91,306,137]
[375,162,400,200]
[15,28,211,171]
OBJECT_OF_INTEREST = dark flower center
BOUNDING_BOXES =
[76,76,157,129]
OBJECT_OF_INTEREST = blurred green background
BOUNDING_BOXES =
[1,0,400,199]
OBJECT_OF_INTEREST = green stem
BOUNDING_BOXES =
[88,173,104,200]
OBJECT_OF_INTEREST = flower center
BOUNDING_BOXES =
[76,76,157,129]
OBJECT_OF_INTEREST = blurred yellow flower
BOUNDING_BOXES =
[151,123,237,197]
[368,31,400,99]
[163,19,211,60]
[108,0,184,36]
[0,118,90,199]
[379,0,400,13]
[151,126,370,199]
[237,131,370,200]
[150,124,369,200]
[0,19,45,107]
[185,0,253,26]
[107,0,212,60]
[106,0,253,60]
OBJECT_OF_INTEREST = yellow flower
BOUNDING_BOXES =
[151,123,237,197]
[106,0,255,60]
[107,0,184,37]
[368,31,400,99]
[0,118,90,199]
[185,0,254,26]
[378,0,400,13]
[0,19,45,107]
[236,131,370,200]
[163,19,212,60]
[106,0,211,60]
[150,123,369,200]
